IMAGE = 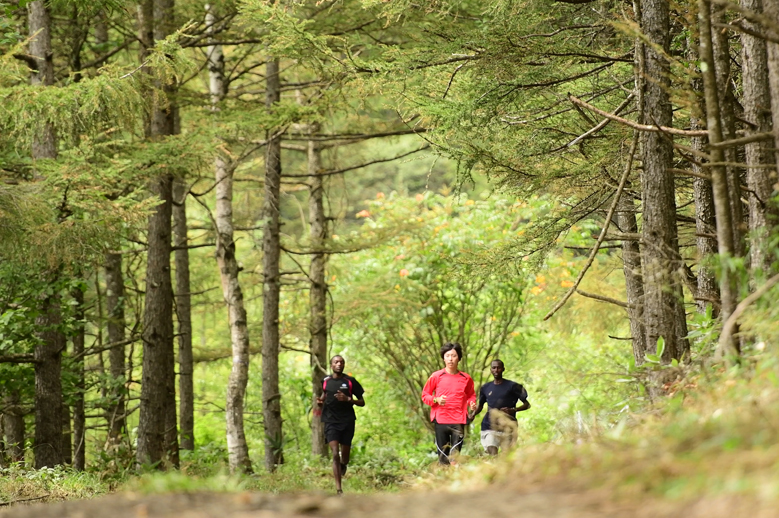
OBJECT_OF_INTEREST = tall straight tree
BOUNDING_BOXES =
[104,252,126,445]
[71,286,86,470]
[741,0,777,274]
[767,0,779,173]
[262,57,284,471]
[136,0,179,468]
[638,0,689,362]
[173,177,194,452]
[206,5,253,474]
[307,121,328,457]
[699,0,739,357]
[28,0,64,468]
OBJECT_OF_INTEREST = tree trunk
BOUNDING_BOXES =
[28,0,56,161]
[262,58,284,471]
[699,0,739,358]
[28,0,64,469]
[712,8,746,257]
[616,190,646,364]
[105,252,126,446]
[34,292,64,468]
[638,0,690,362]
[72,286,86,470]
[205,7,253,474]
[742,0,777,274]
[137,0,179,468]
[3,391,25,463]
[174,178,194,452]
[767,0,779,174]
[308,123,328,457]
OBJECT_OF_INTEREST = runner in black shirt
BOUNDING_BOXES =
[316,355,365,494]
[470,359,530,455]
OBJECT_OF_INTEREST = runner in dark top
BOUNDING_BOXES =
[470,359,530,455]
[316,355,365,494]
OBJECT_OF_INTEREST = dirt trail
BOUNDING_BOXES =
[0,487,775,518]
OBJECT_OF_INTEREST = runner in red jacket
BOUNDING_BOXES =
[421,342,476,465]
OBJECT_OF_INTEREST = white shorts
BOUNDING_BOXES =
[480,430,515,450]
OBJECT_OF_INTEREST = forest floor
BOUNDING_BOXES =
[1,481,776,518]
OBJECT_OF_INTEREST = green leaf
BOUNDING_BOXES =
[656,337,665,358]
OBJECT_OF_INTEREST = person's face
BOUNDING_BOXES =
[331,356,345,373]
[490,361,505,379]
[443,349,460,370]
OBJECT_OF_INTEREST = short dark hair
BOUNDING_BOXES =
[491,359,504,368]
[440,342,463,360]
[330,355,344,363]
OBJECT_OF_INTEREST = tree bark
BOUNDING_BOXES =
[638,0,690,362]
[742,0,778,274]
[617,190,646,364]
[72,286,86,470]
[137,0,179,469]
[712,8,746,257]
[3,391,25,463]
[206,6,253,473]
[307,122,329,457]
[174,181,194,453]
[105,252,126,446]
[767,0,779,176]
[699,0,739,358]
[262,58,284,471]
[29,0,64,469]
[34,292,64,468]
[28,0,56,161]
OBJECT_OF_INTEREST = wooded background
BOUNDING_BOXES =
[1,0,778,477]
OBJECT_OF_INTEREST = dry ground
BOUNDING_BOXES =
[1,485,776,518]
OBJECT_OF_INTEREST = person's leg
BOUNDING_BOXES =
[329,440,343,493]
[448,425,464,462]
[434,423,451,465]
[340,421,354,475]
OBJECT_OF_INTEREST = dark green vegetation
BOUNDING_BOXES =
[1,0,779,509]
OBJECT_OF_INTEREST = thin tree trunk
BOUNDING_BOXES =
[174,180,194,452]
[767,0,779,174]
[72,286,86,470]
[105,252,126,445]
[34,291,64,468]
[712,9,745,257]
[28,0,56,162]
[617,190,646,364]
[205,6,253,474]
[262,58,284,471]
[137,0,178,469]
[307,122,328,457]
[638,0,690,363]
[742,0,777,274]
[699,0,739,358]
[29,0,64,469]
[3,391,25,463]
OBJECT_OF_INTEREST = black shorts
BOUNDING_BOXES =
[324,421,356,446]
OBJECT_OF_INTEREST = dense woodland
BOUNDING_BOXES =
[1,0,779,495]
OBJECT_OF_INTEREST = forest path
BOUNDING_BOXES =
[0,486,774,518]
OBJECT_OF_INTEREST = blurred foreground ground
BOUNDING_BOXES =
[1,485,776,518]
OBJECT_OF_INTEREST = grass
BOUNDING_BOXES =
[417,353,779,504]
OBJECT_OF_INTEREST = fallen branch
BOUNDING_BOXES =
[576,289,633,308]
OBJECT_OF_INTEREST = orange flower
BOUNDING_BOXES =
[560,280,575,288]
[399,269,410,277]
[415,193,424,201]
[376,192,385,199]
[356,209,371,218]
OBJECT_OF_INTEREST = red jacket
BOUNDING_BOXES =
[421,369,476,424]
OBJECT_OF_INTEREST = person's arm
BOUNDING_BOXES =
[513,384,530,413]
[421,374,438,407]
[470,389,486,418]
[465,376,477,411]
